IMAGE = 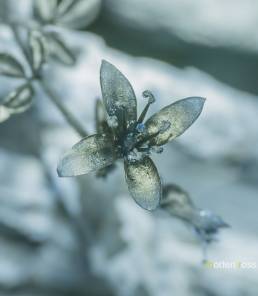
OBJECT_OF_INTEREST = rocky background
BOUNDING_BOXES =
[0,1,258,295]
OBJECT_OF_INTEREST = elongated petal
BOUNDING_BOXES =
[57,134,116,177]
[124,157,161,210]
[0,53,25,78]
[145,97,205,146]
[100,60,137,130]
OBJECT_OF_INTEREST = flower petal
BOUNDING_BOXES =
[124,156,161,210]
[57,134,116,177]
[145,97,205,146]
[100,60,137,130]
[161,184,195,222]
[95,99,112,135]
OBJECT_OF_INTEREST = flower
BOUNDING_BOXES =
[160,184,229,243]
[57,60,205,210]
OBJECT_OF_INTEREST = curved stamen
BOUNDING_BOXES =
[137,90,156,124]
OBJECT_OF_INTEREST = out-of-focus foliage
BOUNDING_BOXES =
[0,0,101,123]
[35,0,101,30]
[0,53,25,78]
[161,184,229,244]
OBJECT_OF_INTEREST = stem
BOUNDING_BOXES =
[40,79,88,138]
[10,24,91,264]
[10,24,88,138]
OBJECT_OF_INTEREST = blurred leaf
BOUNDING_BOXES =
[29,30,48,72]
[145,97,205,146]
[0,53,25,78]
[161,184,195,221]
[124,156,161,210]
[0,84,34,122]
[0,220,45,247]
[57,134,117,177]
[56,0,101,29]
[0,105,10,123]
[34,0,58,23]
[56,0,76,16]
[46,32,76,66]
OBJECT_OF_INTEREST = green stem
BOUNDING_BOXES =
[40,79,88,138]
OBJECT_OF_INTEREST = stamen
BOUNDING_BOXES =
[136,123,145,133]
[117,106,127,135]
[151,146,164,154]
[137,90,156,124]
[135,130,160,148]
[135,121,170,149]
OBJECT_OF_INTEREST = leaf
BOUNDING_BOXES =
[3,84,34,113]
[56,0,101,29]
[34,0,58,23]
[100,60,137,132]
[0,53,25,78]
[124,156,161,210]
[0,84,34,123]
[46,32,76,66]
[29,30,48,72]
[0,105,10,123]
[56,0,76,16]
[145,97,205,146]
[57,134,117,177]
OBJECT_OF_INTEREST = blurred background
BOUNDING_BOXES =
[0,0,258,295]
